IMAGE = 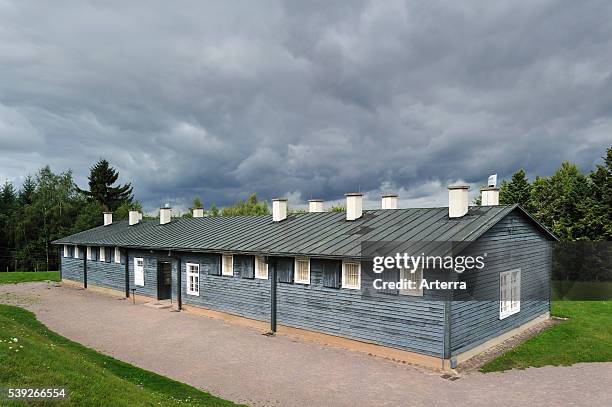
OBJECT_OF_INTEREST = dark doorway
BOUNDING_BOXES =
[157,262,172,300]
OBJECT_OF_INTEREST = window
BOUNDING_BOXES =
[342,260,361,290]
[222,254,233,276]
[238,256,254,279]
[86,246,92,261]
[294,258,310,284]
[255,256,268,279]
[208,256,221,275]
[99,246,106,262]
[399,266,423,296]
[105,247,111,263]
[322,260,341,289]
[134,258,145,286]
[73,245,79,259]
[115,247,121,264]
[64,245,69,258]
[186,263,200,296]
[277,258,294,283]
[500,269,521,319]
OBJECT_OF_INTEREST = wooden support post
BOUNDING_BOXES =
[124,249,130,298]
[270,260,277,333]
[82,247,87,289]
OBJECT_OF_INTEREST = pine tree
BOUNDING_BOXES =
[499,169,533,211]
[192,196,203,209]
[581,146,612,240]
[209,203,219,216]
[77,159,133,211]
[19,175,36,206]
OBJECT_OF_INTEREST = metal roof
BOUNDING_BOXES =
[52,205,555,258]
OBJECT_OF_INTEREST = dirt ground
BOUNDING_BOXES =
[1,282,610,407]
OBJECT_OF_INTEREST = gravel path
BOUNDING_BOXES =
[1,282,610,407]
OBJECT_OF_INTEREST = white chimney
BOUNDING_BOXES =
[382,194,398,209]
[308,199,324,213]
[103,212,113,226]
[481,187,500,206]
[138,212,143,221]
[346,193,363,221]
[272,198,288,222]
[129,210,140,226]
[448,185,469,218]
[160,206,172,225]
[193,208,204,218]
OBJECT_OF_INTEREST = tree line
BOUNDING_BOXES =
[486,146,611,241]
[0,147,610,273]
[0,160,135,272]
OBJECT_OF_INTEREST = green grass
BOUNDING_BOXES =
[0,305,242,406]
[0,272,60,285]
[481,301,612,372]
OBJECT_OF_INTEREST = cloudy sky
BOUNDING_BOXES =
[1,0,610,213]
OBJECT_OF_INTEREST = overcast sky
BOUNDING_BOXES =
[1,0,610,213]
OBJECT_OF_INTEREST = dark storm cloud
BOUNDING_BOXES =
[0,0,610,212]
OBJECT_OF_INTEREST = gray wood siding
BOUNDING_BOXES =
[128,249,163,299]
[276,259,445,356]
[61,256,83,283]
[87,258,125,291]
[450,211,552,355]
[179,253,271,321]
[175,254,446,356]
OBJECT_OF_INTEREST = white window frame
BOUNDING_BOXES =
[294,257,310,284]
[73,245,79,259]
[114,247,121,263]
[500,269,521,319]
[222,254,233,276]
[86,246,92,261]
[99,246,106,262]
[186,263,200,296]
[134,257,145,287]
[64,244,69,258]
[342,260,361,290]
[255,256,268,280]
[399,266,423,296]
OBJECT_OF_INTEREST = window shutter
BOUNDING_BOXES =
[381,268,400,295]
[277,258,294,283]
[207,255,221,275]
[322,260,342,288]
[239,255,255,279]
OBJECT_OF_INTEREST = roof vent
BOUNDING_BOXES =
[308,199,324,213]
[448,185,469,218]
[103,212,113,226]
[481,187,500,206]
[381,194,398,209]
[346,193,363,221]
[160,206,172,225]
[129,210,140,226]
[192,208,204,218]
[272,198,288,222]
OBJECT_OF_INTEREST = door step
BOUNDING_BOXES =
[143,300,172,309]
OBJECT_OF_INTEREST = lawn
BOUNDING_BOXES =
[0,272,60,285]
[481,301,612,372]
[0,305,241,406]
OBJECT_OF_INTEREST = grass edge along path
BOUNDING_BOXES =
[481,301,612,372]
[0,304,242,406]
[0,271,60,285]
